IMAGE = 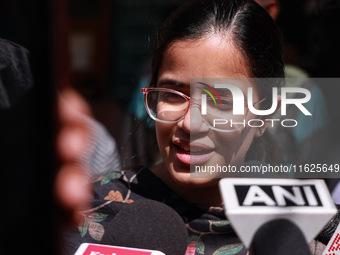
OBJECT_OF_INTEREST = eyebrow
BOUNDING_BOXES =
[157,78,187,88]
[215,88,233,96]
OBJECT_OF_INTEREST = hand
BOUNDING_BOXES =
[54,88,93,223]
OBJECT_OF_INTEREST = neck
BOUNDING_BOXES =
[150,163,223,206]
[176,185,223,206]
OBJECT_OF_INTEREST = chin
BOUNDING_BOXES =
[169,167,220,188]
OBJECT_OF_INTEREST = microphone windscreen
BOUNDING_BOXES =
[315,204,340,245]
[101,199,188,255]
[250,219,311,255]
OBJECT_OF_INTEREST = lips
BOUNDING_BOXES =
[173,139,215,165]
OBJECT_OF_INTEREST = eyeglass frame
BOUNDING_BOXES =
[140,86,266,128]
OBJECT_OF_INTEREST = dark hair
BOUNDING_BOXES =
[151,0,284,119]
[151,0,284,84]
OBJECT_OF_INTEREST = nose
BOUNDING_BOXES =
[178,104,210,134]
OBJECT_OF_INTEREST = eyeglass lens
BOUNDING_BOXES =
[146,90,188,122]
[146,89,250,132]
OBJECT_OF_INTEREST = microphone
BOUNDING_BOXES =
[74,243,166,255]
[317,205,340,255]
[100,199,188,255]
[316,205,340,245]
[250,219,310,255]
[219,178,337,253]
[74,243,165,255]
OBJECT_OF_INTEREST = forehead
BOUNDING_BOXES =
[157,35,251,87]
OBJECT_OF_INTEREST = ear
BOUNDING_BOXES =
[255,0,281,21]
[266,0,280,21]
[255,94,281,137]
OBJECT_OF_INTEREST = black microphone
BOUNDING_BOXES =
[250,219,311,255]
[315,204,340,245]
[100,199,188,255]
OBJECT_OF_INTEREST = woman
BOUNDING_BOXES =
[64,0,284,254]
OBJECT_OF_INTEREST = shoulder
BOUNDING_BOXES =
[93,166,173,202]
[62,166,174,253]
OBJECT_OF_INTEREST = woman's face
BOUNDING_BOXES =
[155,35,263,188]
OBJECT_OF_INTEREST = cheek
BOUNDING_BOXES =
[213,132,239,161]
[238,128,257,154]
[214,127,257,163]
[155,122,174,156]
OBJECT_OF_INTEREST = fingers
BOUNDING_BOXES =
[55,88,93,224]
[54,163,92,223]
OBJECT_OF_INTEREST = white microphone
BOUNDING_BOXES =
[219,178,337,252]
